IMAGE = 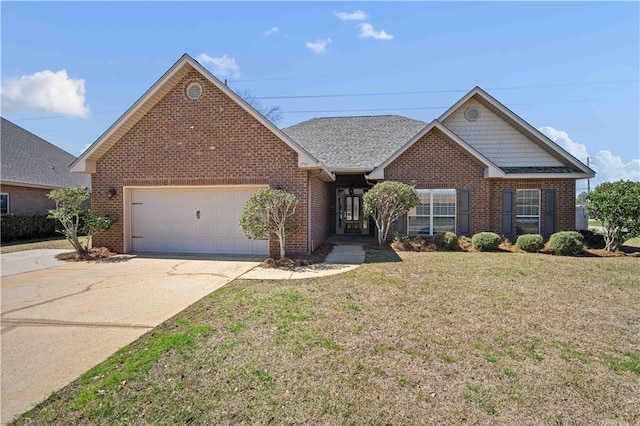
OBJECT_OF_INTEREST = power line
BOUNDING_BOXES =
[280,97,638,114]
[8,79,638,123]
[256,83,639,100]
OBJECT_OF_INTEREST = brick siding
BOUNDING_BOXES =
[0,185,56,215]
[384,127,577,236]
[309,175,330,251]
[92,69,309,256]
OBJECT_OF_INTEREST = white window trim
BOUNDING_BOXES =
[0,193,8,214]
[516,189,541,234]
[408,189,456,236]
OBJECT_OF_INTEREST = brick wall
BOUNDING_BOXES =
[488,179,576,235]
[384,127,491,234]
[383,127,577,236]
[309,175,330,252]
[0,185,55,214]
[92,68,309,256]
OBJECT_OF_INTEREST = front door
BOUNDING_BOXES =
[336,188,369,235]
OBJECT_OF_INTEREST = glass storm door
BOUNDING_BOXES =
[337,189,369,235]
[344,195,360,234]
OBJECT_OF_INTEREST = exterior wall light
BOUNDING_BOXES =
[107,187,117,199]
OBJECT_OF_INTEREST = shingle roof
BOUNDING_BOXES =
[283,115,427,171]
[1,117,90,189]
[502,166,583,174]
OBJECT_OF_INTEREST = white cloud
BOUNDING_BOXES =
[1,70,90,118]
[196,53,240,79]
[81,142,92,154]
[333,10,368,21]
[358,23,394,40]
[306,38,332,55]
[263,27,280,37]
[539,126,640,184]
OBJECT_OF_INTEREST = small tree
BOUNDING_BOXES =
[586,180,640,252]
[239,187,299,258]
[363,181,420,245]
[47,187,113,258]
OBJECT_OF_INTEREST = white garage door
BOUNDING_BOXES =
[130,187,268,255]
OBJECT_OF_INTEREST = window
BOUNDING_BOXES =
[516,189,540,234]
[0,193,8,214]
[408,189,456,236]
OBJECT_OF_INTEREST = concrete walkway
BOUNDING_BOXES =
[241,243,366,280]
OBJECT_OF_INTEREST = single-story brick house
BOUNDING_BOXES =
[71,54,594,257]
[1,117,90,215]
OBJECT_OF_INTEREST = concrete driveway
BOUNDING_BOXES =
[0,253,260,425]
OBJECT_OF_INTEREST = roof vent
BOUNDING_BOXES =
[186,82,203,100]
[464,107,480,122]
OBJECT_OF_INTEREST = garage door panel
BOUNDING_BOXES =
[130,187,268,255]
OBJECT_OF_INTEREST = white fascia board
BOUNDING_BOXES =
[502,172,595,179]
[70,159,96,174]
[0,180,63,190]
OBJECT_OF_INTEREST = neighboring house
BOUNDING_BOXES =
[71,54,594,257]
[1,117,90,215]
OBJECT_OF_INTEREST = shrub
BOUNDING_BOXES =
[433,232,458,251]
[0,214,57,241]
[392,233,412,251]
[548,231,584,256]
[515,234,544,252]
[471,232,501,251]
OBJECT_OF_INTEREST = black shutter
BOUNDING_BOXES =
[460,189,470,235]
[396,215,405,234]
[544,190,556,236]
[502,190,514,236]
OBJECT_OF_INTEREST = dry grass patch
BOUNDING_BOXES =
[0,236,90,254]
[13,250,640,425]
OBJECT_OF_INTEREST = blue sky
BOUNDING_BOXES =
[2,1,638,188]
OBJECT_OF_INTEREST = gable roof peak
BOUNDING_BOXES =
[71,53,333,180]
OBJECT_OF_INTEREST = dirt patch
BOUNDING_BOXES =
[55,247,116,262]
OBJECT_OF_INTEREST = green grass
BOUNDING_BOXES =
[0,236,90,254]
[588,219,602,227]
[12,249,640,425]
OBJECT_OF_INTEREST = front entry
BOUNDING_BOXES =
[336,188,370,235]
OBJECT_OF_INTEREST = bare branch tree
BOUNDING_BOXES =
[236,88,283,124]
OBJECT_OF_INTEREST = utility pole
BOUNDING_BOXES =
[587,157,591,194]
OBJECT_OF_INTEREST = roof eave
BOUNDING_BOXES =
[501,172,595,179]
[0,180,85,190]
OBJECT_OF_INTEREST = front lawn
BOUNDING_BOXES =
[0,236,90,254]
[14,249,640,425]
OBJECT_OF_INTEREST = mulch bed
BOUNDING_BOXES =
[55,247,116,261]
[259,242,335,270]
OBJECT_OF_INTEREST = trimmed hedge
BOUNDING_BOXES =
[516,234,544,253]
[1,214,57,242]
[472,232,501,251]
[433,232,458,251]
[548,231,584,256]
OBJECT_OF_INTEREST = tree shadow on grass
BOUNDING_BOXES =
[364,245,402,263]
